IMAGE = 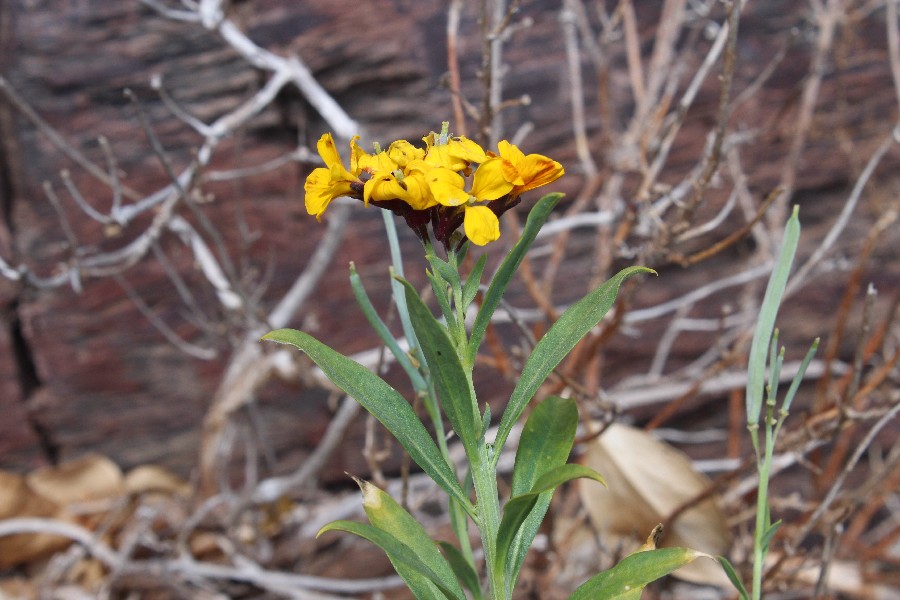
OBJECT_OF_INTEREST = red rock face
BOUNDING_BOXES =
[0,0,897,484]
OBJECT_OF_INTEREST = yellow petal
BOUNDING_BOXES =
[448,136,487,164]
[515,154,564,193]
[464,205,500,245]
[364,172,407,204]
[349,135,365,175]
[470,158,514,201]
[427,167,470,206]
[497,139,526,165]
[387,140,425,168]
[305,167,351,220]
[317,132,355,182]
[498,140,565,193]
[399,172,438,210]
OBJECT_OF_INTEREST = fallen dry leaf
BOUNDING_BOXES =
[124,464,190,496]
[578,422,732,587]
[26,453,123,509]
[0,471,69,568]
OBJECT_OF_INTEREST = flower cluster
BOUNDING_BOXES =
[304,123,564,248]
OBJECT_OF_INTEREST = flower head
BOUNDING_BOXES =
[303,123,564,248]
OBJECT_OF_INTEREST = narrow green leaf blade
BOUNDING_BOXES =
[399,279,481,454]
[438,541,484,600]
[506,396,579,586]
[493,266,655,457]
[529,463,605,495]
[349,264,427,390]
[717,556,750,600]
[568,548,705,600]
[359,479,465,600]
[746,205,800,424]
[428,254,462,291]
[262,329,472,514]
[511,396,578,496]
[426,269,457,330]
[467,192,563,366]
[462,253,488,310]
[496,463,606,590]
[318,520,461,600]
[761,519,781,553]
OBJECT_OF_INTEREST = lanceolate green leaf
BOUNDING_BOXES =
[318,520,463,600]
[718,556,750,600]
[439,541,484,600]
[462,253,487,310]
[466,192,563,367]
[349,264,427,391]
[399,279,481,455]
[261,329,473,516]
[358,479,466,600]
[493,266,655,461]
[511,396,578,495]
[506,396,579,587]
[568,548,704,600]
[495,464,605,590]
[746,205,800,425]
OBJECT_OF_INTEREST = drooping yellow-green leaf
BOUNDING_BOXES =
[568,547,706,600]
[318,520,463,600]
[358,479,466,600]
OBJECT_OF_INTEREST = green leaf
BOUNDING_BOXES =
[428,254,462,291]
[505,396,579,587]
[261,329,473,516]
[462,254,488,310]
[399,279,481,455]
[717,556,750,600]
[349,263,427,391]
[511,396,578,496]
[760,519,781,553]
[496,464,605,590]
[746,205,800,425]
[358,479,466,600]
[568,548,704,600]
[466,192,563,367]
[426,268,457,330]
[493,266,655,460]
[318,520,461,600]
[439,541,484,600]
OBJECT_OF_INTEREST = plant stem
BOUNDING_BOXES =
[471,442,503,599]
[751,403,775,600]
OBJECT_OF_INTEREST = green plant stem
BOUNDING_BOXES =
[471,443,503,600]
[751,404,775,600]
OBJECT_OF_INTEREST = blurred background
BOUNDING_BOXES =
[1,1,898,597]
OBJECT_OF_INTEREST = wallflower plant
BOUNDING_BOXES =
[265,123,705,599]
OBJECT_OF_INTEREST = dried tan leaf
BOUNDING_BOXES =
[0,576,36,600]
[26,453,124,508]
[0,471,69,568]
[578,422,732,587]
[124,464,190,496]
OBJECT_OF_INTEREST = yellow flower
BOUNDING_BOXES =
[497,140,564,195]
[305,133,360,220]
